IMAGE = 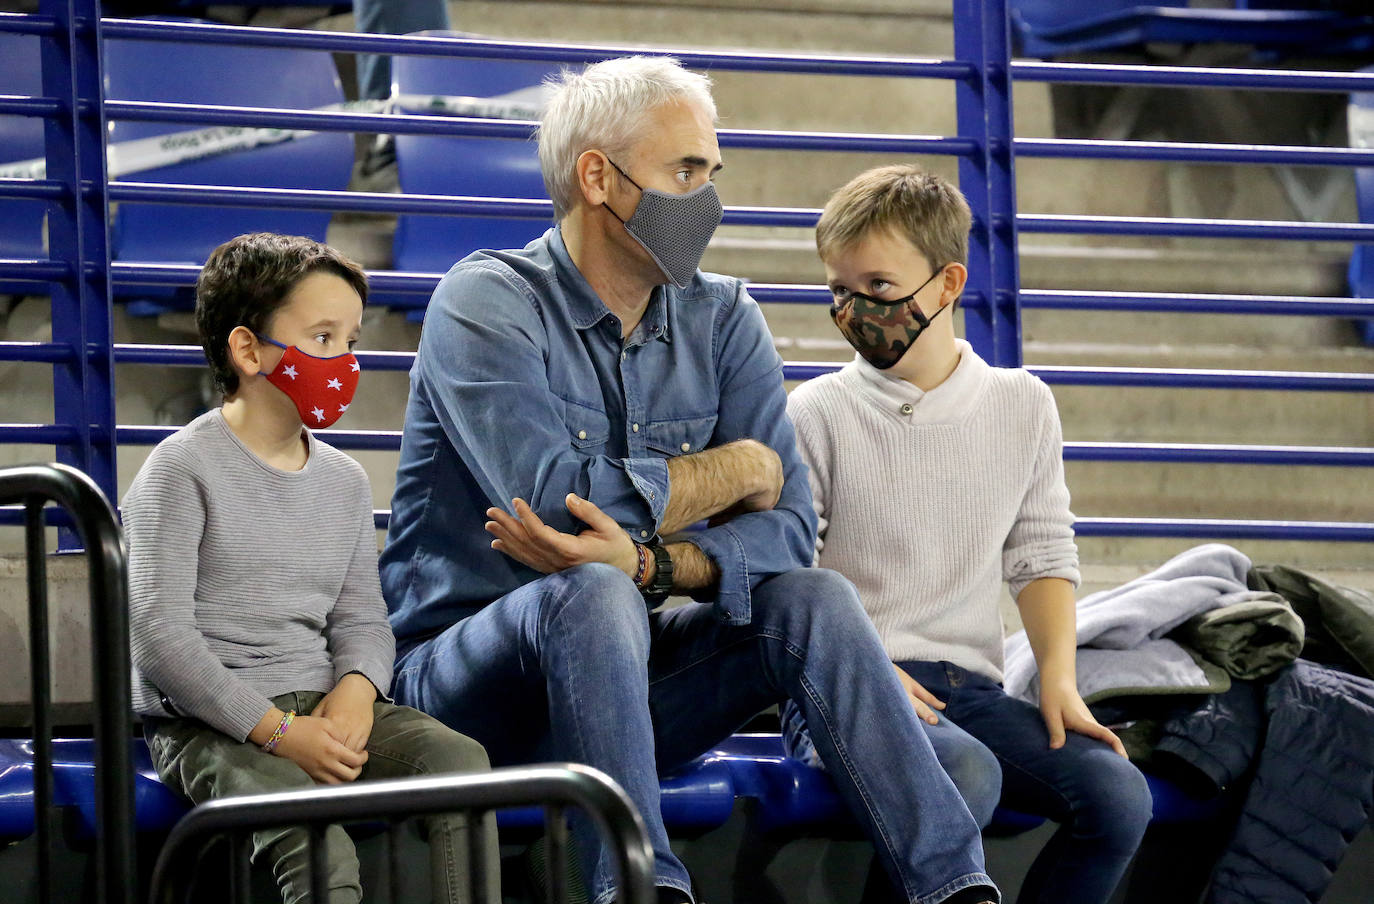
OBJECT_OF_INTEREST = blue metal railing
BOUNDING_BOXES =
[1,2,1371,543]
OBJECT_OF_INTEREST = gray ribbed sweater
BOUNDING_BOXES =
[123,409,395,741]
[785,340,1080,681]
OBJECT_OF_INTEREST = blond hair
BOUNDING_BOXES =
[816,165,972,271]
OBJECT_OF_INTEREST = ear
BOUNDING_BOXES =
[938,262,969,308]
[575,149,614,210]
[226,325,267,380]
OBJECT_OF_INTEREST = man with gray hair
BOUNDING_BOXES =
[381,56,997,904]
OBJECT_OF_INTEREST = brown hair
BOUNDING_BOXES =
[195,233,368,396]
[815,164,972,273]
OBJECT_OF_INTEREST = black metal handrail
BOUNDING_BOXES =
[0,463,135,904]
[148,764,655,904]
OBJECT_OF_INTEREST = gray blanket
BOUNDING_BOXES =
[1004,543,1283,705]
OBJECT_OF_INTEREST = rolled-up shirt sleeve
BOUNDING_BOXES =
[686,285,817,623]
[418,262,667,535]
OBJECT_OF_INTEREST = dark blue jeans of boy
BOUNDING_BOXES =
[785,659,1153,904]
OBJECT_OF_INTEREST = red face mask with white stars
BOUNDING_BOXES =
[255,335,360,429]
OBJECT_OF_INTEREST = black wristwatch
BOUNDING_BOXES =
[641,543,674,604]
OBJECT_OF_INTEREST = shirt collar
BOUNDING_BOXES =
[841,338,988,424]
[549,226,674,345]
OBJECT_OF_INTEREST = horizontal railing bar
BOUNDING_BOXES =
[1073,517,1374,542]
[365,506,1374,540]
[1031,365,1374,392]
[1018,213,1374,242]
[101,101,975,158]
[109,181,825,228]
[0,506,73,528]
[99,18,978,80]
[1063,442,1374,467]
[0,260,69,283]
[0,424,80,444]
[1019,290,1374,317]
[0,12,59,37]
[0,341,76,364]
[111,424,1374,467]
[110,181,556,218]
[110,343,415,372]
[107,261,444,296]
[104,99,538,139]
[1010,60,1374,93]
[118,425,403,451]
[0,95,63,118]
[783,361,1374,390]
[1015,137,1374,168]
[0,178,67,201]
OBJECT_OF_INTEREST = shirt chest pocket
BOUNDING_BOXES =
[563,399,610,451]
[645,414,718,457]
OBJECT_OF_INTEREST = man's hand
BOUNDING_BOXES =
[486,494,639,578]
[271,714,369,784]
[1039,675,1127,757]
[894,664,946,725]
[311,673,378,753]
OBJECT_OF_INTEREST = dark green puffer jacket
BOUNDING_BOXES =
[1247,564,1374,680]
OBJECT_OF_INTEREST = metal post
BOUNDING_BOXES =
[40,0,117,550]
[954,0,1023,367]
[25,497,54,904]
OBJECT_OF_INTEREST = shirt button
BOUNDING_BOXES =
[621,352,627,362]
[639,530,650,538]
[900,403,914,415]
[577,430,587,439]
[680,442,691,452]
[632,423,640,432]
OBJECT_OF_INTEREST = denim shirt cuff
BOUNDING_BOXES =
[689,526,752,624]
[621,457,670,528]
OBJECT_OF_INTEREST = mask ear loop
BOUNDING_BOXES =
[902,264,950,327]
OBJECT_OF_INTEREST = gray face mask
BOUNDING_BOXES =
[605,159,724,289]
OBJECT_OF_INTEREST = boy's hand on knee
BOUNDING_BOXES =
[893,664,945,725]
[272,714,369,783]
[311,674,378,752]
[1039,679,1127,758]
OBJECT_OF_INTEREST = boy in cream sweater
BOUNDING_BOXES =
[783,165,1151,903]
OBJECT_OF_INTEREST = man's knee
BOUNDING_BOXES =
[752,567,868,636]
[936,735,1002,829]
[538,562,650,649]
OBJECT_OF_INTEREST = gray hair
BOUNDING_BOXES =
[538,56,717,220]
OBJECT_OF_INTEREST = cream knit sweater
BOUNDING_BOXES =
[786,340,1080,681]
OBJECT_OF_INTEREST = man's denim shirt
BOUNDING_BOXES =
[381,228,817,645]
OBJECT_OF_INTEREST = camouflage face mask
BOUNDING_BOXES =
[830,266,949,370]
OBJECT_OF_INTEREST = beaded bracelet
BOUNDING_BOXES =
[262,710,296,754]
[632,542,651,589]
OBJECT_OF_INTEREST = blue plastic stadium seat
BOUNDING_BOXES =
[0,739,37,838]
[0,31,50,293]
[1348,67,1374,346]
[390,33,555,318]
[103,18,355,316]
[1009,0,1372,58]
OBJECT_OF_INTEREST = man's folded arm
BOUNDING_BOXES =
[420,264,671,535]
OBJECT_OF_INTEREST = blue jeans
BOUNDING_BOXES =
[785,660,1153,904]
[352,0,449,101]
[394,564,996,904]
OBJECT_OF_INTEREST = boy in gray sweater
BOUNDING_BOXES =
[124,233,495,904]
